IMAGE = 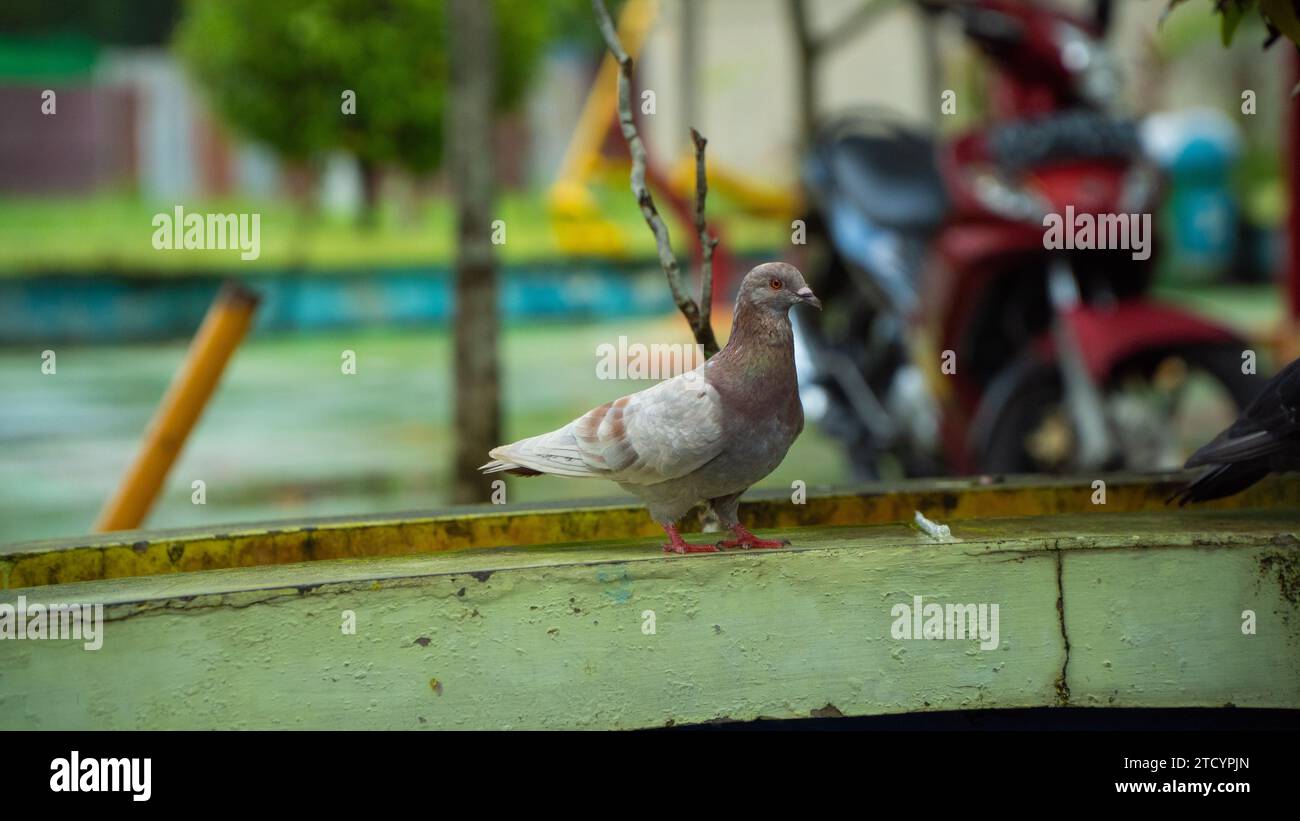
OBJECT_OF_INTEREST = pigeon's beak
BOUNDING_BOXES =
[796,287,822,310]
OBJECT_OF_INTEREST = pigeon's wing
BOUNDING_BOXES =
[572,369,727,485]
[483,368,727,483]
[1186,358,1300,468]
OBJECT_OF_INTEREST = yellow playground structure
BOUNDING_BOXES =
[548,0,798,257]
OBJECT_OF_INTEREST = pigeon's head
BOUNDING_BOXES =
[738,262,821,313]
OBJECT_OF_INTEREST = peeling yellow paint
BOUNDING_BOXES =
[2,473,1297,589]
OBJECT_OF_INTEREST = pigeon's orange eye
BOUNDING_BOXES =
[769,278,783,290]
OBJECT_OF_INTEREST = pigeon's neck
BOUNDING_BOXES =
[709,299,795,388]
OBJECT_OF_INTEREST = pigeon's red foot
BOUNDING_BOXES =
[661,524,720,555]
[717,524,790,550]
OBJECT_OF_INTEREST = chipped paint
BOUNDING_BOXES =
[1,507,1297,729]
[1259,549,1300,607]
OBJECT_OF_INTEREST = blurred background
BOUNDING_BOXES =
[0,0,1292,544]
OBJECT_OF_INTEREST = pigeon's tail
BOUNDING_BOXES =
[478,459,543,477]
[1167,463,1271,506]
[478,424,602,479]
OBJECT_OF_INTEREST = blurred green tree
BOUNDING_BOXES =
[1166,0,1300,49]
[1,0,182,46]
[174,0,553,222]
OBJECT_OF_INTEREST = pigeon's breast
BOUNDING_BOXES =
[671,327,805,501]
[691,398,803,498]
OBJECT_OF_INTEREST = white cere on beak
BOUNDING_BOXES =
[795,287,822,310]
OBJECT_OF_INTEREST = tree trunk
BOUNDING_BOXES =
[448,0,501,505]
[786,0,817,151]
[357,157,382,229]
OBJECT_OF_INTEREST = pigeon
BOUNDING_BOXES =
[481,262,821,553]
[1169,356,1300,505]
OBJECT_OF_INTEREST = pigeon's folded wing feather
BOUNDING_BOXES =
[485,369,727,484]
[574,370,726,485]
[483,427,598,478]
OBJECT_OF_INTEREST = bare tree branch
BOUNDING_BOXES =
[691,127,717,337]
[593,0,719,357]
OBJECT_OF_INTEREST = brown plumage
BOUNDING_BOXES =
[481,262,821,553]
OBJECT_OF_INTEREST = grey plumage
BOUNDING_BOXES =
[481,262,820,551]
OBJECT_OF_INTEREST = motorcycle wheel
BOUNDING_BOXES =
[977,344,1261,476]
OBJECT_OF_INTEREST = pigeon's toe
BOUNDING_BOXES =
[716,525,790,550]
[662,541,720,555]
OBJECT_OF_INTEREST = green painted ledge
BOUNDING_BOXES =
[1,503,1298,729]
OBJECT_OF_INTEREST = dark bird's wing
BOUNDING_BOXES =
[1172,357,1300,505]
[1169,462,1271,506]
[1185,357,1300,467]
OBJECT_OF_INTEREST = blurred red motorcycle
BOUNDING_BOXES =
[793,0,1257,478]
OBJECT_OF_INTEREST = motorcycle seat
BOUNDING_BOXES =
[823,127,949,233]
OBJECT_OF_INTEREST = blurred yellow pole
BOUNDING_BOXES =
[94,282,261,532]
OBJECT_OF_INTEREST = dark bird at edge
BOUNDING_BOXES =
[1169,356,1300,505]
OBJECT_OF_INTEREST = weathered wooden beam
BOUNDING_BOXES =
[6,473,1299,590]
[1,507,1296,729]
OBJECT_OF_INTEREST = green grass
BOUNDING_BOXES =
[0,184,789,274]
